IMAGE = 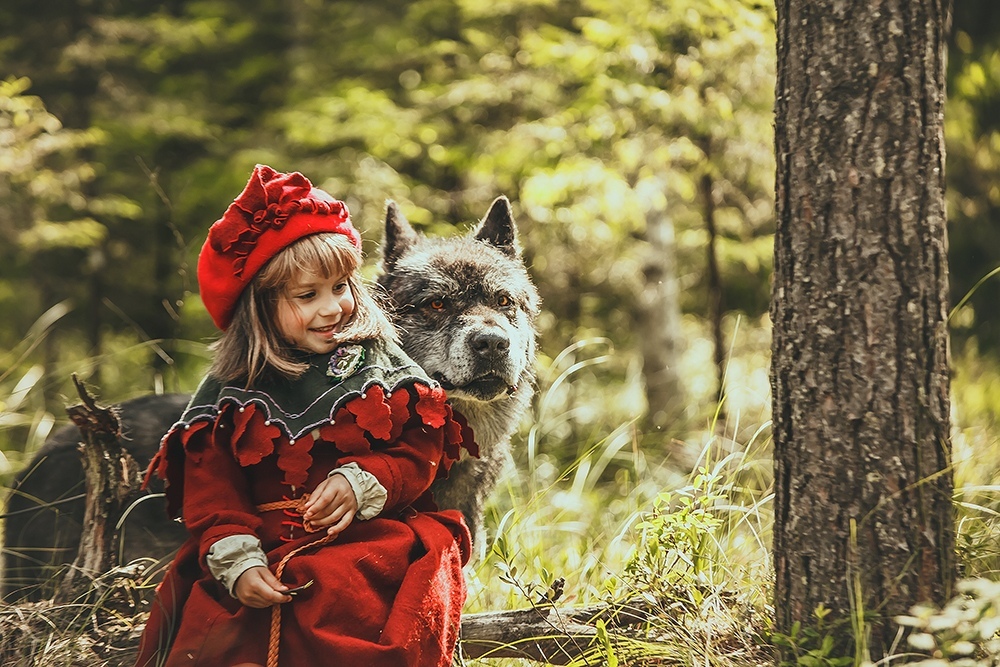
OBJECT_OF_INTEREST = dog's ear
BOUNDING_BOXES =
[475,196,520,257]
[382,200,418,269]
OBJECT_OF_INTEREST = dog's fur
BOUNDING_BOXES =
[2,197,538,601]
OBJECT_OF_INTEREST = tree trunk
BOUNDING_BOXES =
[638,203,685,434]
[771,0,954,660]
[701,147,726,412]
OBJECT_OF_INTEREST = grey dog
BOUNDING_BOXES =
[2,197,539,601]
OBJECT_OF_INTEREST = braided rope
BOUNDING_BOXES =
[256,499,301,513]
[257,499,332,667]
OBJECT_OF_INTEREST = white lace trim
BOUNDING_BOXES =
[331,462,387,520]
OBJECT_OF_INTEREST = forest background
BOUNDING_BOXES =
[3,0,1000,664]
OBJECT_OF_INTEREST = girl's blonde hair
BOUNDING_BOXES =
[209,233,396,387]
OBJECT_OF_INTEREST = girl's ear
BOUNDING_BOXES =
[382,201,419,270]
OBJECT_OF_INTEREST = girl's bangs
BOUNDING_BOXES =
[259,234,360,288]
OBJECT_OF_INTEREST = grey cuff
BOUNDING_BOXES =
[206,534,269,598]
[330,462,387,520]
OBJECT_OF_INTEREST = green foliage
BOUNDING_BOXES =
[2,2,999,665]
[0,0,777,453]
[771,606,854,667]
[947,3,1000,352]
[624,473,725,607]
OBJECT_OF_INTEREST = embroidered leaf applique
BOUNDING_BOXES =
[179,419,212,464]
[347,385,392,440]
[319,407,371,455]
[157,419,209,518]
[386,388,411,441]
[231,404,281,466]
[231,402,255,444]
[453,411,480,459]
[414,383,449,428]
[437,408,479,478]
[276,432,314,489]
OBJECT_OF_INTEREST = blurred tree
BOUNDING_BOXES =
[0,0,302,399]
[772,0,954,660]
[947,2,1000,351]
[0,77,104,399]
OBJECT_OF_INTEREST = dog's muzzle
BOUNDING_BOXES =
[432,372,517,400]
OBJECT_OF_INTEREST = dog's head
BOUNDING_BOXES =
[378,197,539,406]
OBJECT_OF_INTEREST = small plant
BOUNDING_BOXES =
[770,604,856,667]
[623,467,725,611]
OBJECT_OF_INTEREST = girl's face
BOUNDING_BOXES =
[276,269,356,354]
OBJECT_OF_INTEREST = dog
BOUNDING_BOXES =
[379,197,539,541]
[2,197,539,601]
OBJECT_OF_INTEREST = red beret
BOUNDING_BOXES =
[198,164,361,330]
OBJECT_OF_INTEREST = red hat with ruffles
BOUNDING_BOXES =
[198,164,361,330]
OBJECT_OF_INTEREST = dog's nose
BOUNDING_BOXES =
[470,330,510,358]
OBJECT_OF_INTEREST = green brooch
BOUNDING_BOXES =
[327,344,365,380]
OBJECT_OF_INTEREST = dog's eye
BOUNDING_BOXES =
[429,299,446,311]
[497,295,512,307]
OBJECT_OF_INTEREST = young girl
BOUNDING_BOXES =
[134,165,474,667]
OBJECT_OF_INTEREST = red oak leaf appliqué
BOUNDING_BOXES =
[347,385,392,440]
[229,404,281,466]
[319,407,371,455]
[276,431,314,489]
[415,383,449,428]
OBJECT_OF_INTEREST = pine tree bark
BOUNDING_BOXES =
[771,0,954,659]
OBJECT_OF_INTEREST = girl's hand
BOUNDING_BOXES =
[234,566,290,608]
[302,473,358,537]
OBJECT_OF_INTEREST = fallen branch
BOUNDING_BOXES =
[459,600,656,663]
[0,591,657,667]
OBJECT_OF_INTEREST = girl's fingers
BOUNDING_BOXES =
[305,488,353,521]
[260,568,288,593]
[303,480,346,518]
[310,500,350,527]
[237,567,290,607]
[327,511,354,537]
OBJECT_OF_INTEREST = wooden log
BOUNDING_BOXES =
[55,375,142,601]
[458,600,654,663]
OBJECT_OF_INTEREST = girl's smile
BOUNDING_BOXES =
[277,270,356,354]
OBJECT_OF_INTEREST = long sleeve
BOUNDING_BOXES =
[329,462,387,520]
[338,420,444,514]
[180,426,264,568]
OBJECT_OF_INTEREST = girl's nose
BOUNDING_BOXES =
[317,294,341,316]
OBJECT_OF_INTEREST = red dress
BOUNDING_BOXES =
[134,340,476,667]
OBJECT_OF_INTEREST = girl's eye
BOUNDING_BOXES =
[429,299,445,311]
[296,292,315,300]
[333,283,348,294]
[497,295,511,307]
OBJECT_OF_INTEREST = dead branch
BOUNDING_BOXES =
[56,375,142,602]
